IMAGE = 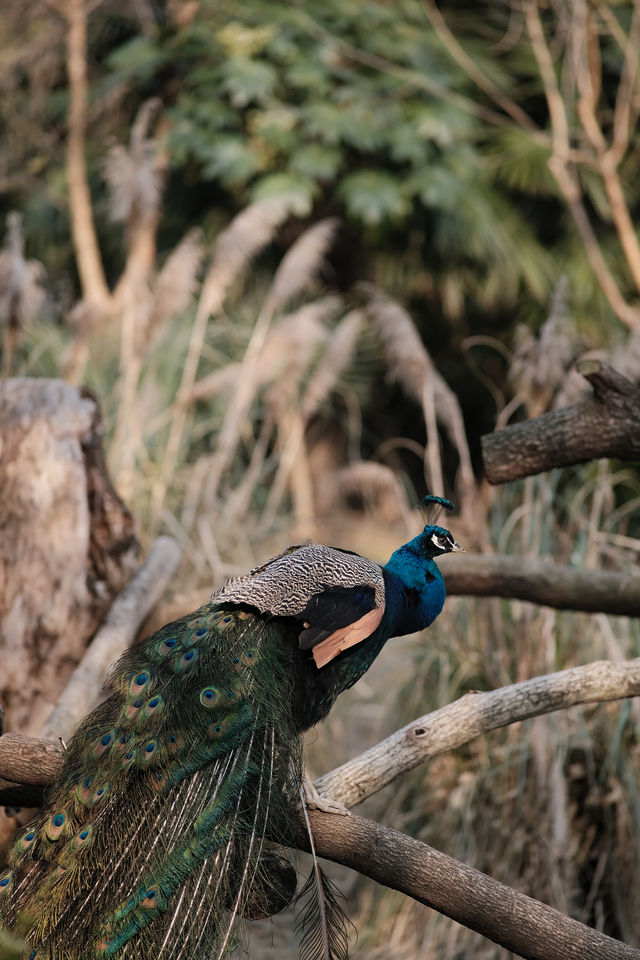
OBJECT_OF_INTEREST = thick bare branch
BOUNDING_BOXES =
[315,659,640,807]
[302,810,640,960]
[439,553,640,617]
[482,360,640,483]
[2,659,638,814]
[0,735,62,807]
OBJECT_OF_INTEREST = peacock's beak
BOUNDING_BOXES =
[451,540,465,552]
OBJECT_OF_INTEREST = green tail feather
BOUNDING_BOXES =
[0,604,306,959]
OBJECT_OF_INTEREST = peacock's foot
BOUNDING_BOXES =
[302,775,351,817]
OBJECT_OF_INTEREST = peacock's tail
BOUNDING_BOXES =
[0,604,303,960]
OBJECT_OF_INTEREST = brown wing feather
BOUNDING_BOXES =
[312,605,385,668]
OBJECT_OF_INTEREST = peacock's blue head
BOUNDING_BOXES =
[421,524,464,558]
[384,496,463,579]
[418,496,463,557]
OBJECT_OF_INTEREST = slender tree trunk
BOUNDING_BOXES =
[65,0,111,311]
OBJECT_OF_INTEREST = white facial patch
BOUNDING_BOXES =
[431,533,450,549]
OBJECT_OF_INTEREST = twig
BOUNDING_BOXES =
[524,0,640,329]
[296,8,550,139]
[423,0,539,132]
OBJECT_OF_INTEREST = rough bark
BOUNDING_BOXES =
[0,735,63,807]
[315,658,640,808]
[482,360,640,484]
[438,552,640,616]
[302,810,640,960]
[0,378,137,736]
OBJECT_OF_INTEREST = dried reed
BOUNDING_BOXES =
[147,228,204,336]
[103,98,164,226]
[201,219,339,514]
[0,212,46,375]
[151,198,290,525]
[365,287,447,505]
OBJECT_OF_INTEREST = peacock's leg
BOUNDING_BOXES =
[301,774,351,817]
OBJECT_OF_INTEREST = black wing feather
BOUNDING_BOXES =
[295,585,377,650]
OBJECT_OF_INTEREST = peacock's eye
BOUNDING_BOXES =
[431,533,450,549]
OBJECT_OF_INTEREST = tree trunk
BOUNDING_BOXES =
[0,378,136,736]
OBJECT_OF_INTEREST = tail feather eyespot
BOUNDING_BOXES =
[11,828,36,860]
[44,812,68,842]
[174,648,198,673]
[92,729,116,759]
[123,696,144,720]
[62,824,94,858]
[127,672,151,697]
[149,769,169,793]
[155,635,178,657]
[199,687,221,709]
[76,775,94,805]
[143,695,163,719]
[84,781,111,808]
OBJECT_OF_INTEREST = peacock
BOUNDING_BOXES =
[0,496,462,960]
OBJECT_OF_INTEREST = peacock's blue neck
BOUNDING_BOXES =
[381,561,446,636]
[383,534,447,634]
[312,543,446,708]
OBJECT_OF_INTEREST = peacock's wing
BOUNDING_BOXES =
[216,544,386,668]
[0,604,302,960]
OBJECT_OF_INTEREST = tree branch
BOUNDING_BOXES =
[439,553,640,617]
[0,736,63,807]
[481,360,640,483]
[2,659,639,956]
[315,658,640,807]
[2,659,638,812]
[301,810,640,960]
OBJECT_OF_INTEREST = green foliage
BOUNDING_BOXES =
[5,0,638,336]
[340,171,410,226]
[106,36,170,82]
[102,0,554,317]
